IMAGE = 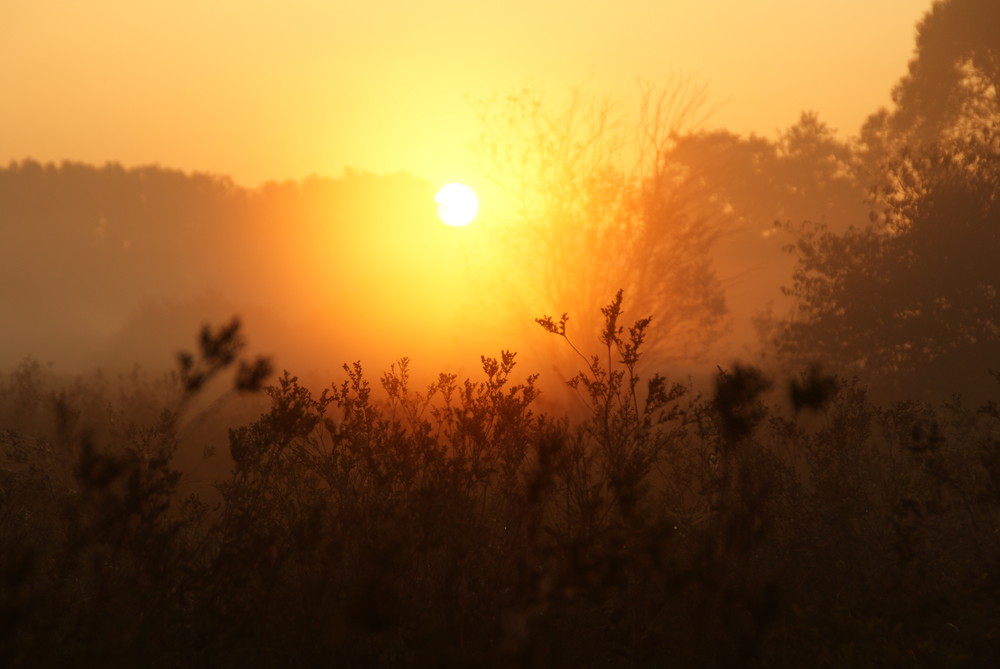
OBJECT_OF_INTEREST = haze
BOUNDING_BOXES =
[0,0,992,392]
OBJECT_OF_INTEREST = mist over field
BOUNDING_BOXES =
[0,166,483,377]
[3,0,1000,666]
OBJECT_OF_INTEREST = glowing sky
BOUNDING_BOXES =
[3,0,930,187]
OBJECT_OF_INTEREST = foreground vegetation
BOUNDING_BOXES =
[2,299,998,668]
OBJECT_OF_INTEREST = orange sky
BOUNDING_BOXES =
[3,1,931,188]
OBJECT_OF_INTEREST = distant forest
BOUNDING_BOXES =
[2,0,999,666]
[0,162,448,375]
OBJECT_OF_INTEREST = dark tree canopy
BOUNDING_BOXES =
[776,135,1000,399]
[668,113,865,236]
[878,0,999,147]
[771,0,1000,401]
[660,113,870,358]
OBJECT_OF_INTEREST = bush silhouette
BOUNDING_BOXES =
[3,301,1000,667]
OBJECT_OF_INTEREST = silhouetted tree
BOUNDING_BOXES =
[664,115,870,355]
[774,134,1000,399]
[476,82,727,367]
[862,0,999,155]
[670,113,865,237]
[771,0,1000,400]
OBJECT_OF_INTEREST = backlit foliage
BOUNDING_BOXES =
[475,82,727,367]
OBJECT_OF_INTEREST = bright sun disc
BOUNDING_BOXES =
[435,183,478,226]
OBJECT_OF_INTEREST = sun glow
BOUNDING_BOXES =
[435,183,479,226]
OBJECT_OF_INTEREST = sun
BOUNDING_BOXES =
[435,183,479,226]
